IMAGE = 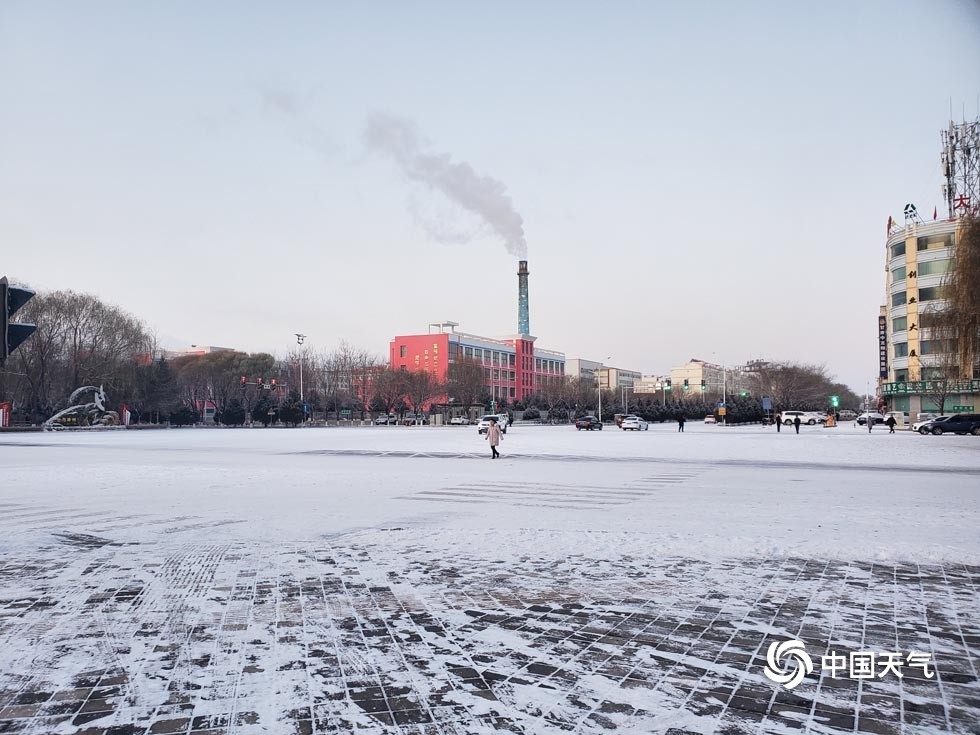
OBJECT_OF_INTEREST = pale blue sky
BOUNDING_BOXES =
[2,1,979,390]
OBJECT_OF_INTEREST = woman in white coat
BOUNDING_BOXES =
[485,417,503,459]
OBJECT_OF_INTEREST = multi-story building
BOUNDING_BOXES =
[565,358,603,382]
[598,367,641,391]
[881,218,979,415]
[389,322,564,404]
[389,261,566,405]
[670,359,726,395]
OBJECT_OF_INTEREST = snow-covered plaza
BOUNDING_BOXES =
[1,423,978,734]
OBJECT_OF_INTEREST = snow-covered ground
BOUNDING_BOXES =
[0,424,978,734]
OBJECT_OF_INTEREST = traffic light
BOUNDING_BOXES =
[683,379,689,391]
[700,379,706,392]
[665,379,672,391]
[240,376,247,386]
[257,377,264,388]
[271,378,277,388]
[830,395,840,407]
[739,390,749,397]
[0,277,36,367]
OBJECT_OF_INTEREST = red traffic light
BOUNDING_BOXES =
[271,379,277,387]
[240,376,247,385]
[257,378,264,386]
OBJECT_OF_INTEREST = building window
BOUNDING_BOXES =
[920,339,955,355]
[892,316,907,332]
[918,286,944,302]
[509,387,515,397]
[891,291,906,307]
[917,232,954,251]
[893,343,908,358]
[891,242,906,257]
[399,345,407,358]
[891,266,906,282]
[918,259,951,276]
[399,365,407,372]
[894,370,908,382]
[509,354,515,366]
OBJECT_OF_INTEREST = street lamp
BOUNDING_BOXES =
[295,333,307,403]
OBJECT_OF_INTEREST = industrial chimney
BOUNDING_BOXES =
[517,260,530,335]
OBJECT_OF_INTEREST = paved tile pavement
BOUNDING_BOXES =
[1,528,978,734]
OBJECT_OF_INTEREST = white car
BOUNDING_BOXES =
[374,414,396,425]
[704,415,717,424]
[621,416,649,431]
[449,416,468,425]
[781,410,819,426]
[477,414,508,434]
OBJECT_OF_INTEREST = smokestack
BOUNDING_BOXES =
[518,260,530,335]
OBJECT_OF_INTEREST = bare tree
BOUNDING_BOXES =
[446,358,486,409]
[372,367,408,416]
[404,370,442,416]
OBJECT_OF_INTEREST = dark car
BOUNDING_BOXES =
[922,413,980,435]
[575,416,603,430]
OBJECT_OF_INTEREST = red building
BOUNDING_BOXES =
[389,261,565,406]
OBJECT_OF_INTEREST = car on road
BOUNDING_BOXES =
[914,415,951,434]
[477,414,508,434]
[621,416,649,431]
[575,416,603,430]
[856,412,886,426]
[374,414,396,425]
[704,415,717,424]
[837,409,858,421]
[449,416,468,425]
[781,410,819,426]
[919,413,980,435]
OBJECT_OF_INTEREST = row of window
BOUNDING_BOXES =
[534,357,563,373]
[891,286,946,307]
[890,259,952,282]
[484,369,517,382]
[892,311,945,332]
[890,232,955,258]
[892,339,956,358]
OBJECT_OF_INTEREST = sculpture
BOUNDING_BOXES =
[45,385,119,428]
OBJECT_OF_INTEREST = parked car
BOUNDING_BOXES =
[575,416,603,430]
[920,413,980,435]
[477,414,508,434]
[884,411,909,425]
[781,410,818,426]
[704,415,717,424]
[449,416,468,425]
[621,416,649,431]
[804,411,828,424]
[837,409,858,421]
[856,412,886,426]
[914,415,951,434]
[374,414,396,425]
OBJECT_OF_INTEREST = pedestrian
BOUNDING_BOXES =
[793,415,801,434]
[885,415,897,434]
[868,415,874,433]
[485,416,503,459]
[775,411,782,433]
[677,414,686,432]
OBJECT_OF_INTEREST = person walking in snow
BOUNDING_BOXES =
[775,411,782,432]
[793,415,801,434]
[485,416,503,459]
[677,414,685,432]
[885,415,897,434]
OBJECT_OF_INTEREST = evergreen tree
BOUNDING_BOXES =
[221,398,247,426]
[278,390,304,427]
[252,394,274,427]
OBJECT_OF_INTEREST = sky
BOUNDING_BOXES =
[2,1,979,391]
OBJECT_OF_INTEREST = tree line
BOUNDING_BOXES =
[1,285,862,427]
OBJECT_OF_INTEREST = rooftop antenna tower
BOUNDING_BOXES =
[941,115,980,218]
